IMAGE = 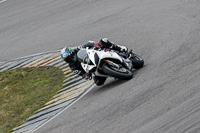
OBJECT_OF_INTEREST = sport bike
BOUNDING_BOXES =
[77,47,144,81]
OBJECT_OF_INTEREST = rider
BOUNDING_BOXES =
[61,38,128,86]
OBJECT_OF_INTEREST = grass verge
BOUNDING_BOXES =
[0,66,65,133]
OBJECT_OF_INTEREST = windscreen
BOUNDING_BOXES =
[77,49,87,62]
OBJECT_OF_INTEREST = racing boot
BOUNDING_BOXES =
[99,38,128,53]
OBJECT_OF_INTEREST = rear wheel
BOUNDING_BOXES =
[130,53,144,69]
[102,64,133,80]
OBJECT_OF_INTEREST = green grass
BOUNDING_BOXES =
[0,66,65,133]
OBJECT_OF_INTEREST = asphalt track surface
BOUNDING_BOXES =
[1,0,200,133]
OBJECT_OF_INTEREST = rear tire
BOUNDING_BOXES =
[130,53,144,69]
[102,64,133,80]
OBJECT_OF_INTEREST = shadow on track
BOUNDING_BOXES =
[93,79,129,93]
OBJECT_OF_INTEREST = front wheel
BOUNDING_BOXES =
[102,64,133,80]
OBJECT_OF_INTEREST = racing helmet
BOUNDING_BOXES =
[61,47,77,64]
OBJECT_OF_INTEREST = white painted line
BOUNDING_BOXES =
[0,50,59,63]
[0,0,7,4]
[31,84,96,133]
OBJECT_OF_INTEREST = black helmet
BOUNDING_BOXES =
[61,47,77,64]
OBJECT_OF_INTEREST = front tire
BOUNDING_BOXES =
[102,64,133,80]
[93,76,107,86]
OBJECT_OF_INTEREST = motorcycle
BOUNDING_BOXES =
[77,47,144,81]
